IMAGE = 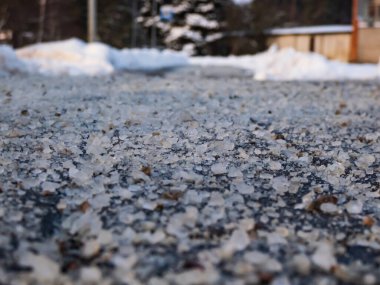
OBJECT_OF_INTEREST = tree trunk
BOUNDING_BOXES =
[37,0,47,42]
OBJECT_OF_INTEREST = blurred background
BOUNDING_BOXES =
[0,0,379,62]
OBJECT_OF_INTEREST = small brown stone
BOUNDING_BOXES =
[258,272,273,283]
[79,201,91,213]
[363,216,375,227]
[161,191,183,201]
[273,133,285,140]
[339,101,347,109]
[141,165,152,176]
[308,195,338,212]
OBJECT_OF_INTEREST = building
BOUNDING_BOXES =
[359,0,380,27]
[357,0,380,62]
[267,0,380,63]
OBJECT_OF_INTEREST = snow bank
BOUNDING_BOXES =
[1,39,379,80]
[0,45,29,76]
[16,39,114,76]
[0,38,188,76]
[190,46,380,81]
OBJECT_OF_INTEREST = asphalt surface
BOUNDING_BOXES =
[0,67,379,285]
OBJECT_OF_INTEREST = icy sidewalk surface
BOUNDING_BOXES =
[0,70,379,285]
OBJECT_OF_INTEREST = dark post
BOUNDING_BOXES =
[88,0,97,42]
[350,0,359,62]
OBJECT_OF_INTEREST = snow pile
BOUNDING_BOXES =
[0,38,188,76]
[17,39,114,76]
[0,45,29,76]
[191,46,380,81]
[1,39,379,80]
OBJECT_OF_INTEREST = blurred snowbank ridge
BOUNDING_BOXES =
[1,38,187,76]
[191,46,380,81]
[1,38,379,80]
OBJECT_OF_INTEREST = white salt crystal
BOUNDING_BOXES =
[327,162,345,176]
[141,230,166,244]
[266,232,287,245]
[292,254,311,275]
[232,183,255,195]
[170,268,219,285]
[41,181,60,193]
[211,163,228,175]
[272,176,290,195]
[139,199,157,211]
[311,242,337,271]
[56,200,67,210]
[173,170,203,184]
[239,218,255,231]
[97,230,113,245]
[356,154,376,169]
[223,228,250,255]
[320,203,338,214]
[128,185,142,192]
[184,190,203,204]
[271,276,291,285]
[345,200,363,214]
[244,251,268,264]
[228,167,243,178]
[80,266,102,283]
[363,274,377,285]
[208,192,225,207]
[269,161,282,170]
[82,239,100,258]
[22,253,60,282]
[244,251,282,272]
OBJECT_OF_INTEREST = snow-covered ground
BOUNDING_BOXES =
[191,46,380,81]
[1,38,187,76]
[1,39,379,80]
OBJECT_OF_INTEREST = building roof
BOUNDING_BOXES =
[267,25,353,36]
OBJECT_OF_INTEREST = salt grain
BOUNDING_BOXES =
[320,203,339,214]
[211,163,228,175]
[311,242,337,271]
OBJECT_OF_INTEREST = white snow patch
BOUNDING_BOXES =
[0,45,29,75]
[0,38,188,76]
[186,14,219,29]
[2,40,379,80]
[190,46,380,81]
[165,26,203,43]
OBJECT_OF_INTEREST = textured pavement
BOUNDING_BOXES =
[0,68,379,285]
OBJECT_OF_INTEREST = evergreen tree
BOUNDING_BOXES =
[139,0,230,55]
[97,0,147,48]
